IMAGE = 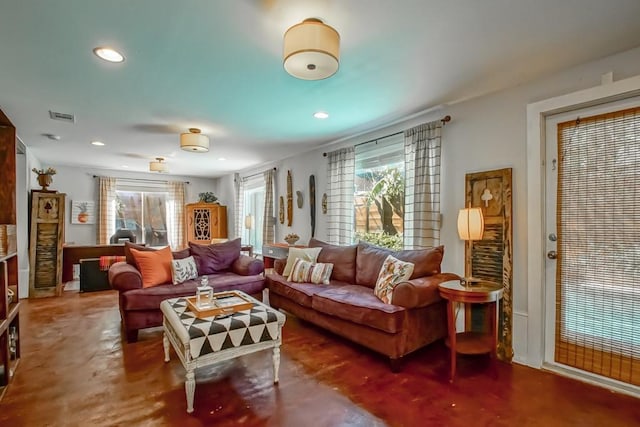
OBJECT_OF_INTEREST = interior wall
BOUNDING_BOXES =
[43,165,218,245]
[221,45,640,366]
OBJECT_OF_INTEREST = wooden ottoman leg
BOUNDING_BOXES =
[185,370,196,414]
[273,345,281,383]
[163,333,170,362]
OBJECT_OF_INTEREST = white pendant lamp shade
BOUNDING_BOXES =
[457,207,485,241]
[180,128,209,152]
[149,157,168,173]
[283,18,340,80]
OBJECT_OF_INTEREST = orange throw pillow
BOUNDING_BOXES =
[130,246,173,288]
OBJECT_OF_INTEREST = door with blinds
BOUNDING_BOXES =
[545,99,640,389]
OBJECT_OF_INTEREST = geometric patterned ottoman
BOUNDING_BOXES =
[160,291,286,413]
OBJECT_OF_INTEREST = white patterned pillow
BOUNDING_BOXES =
[374,255,415,304]
[282,247,322,277]
[171,256,199,285]
[287,258,334,285]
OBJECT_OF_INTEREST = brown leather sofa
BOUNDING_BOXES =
[109,242,265,343]
[266,238,459,370]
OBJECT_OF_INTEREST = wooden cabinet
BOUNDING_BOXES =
[29,191,66,298]
[0,109,20,399]
[185,202,227,244]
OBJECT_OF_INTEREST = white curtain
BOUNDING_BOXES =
[97,176,117,245]
[404,120,442,249]
[326,147,355,245]
[263,169,275,244]
[234,172,245,239]
[166,181,186,250]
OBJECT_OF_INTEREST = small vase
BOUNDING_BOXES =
[37,174,53,190]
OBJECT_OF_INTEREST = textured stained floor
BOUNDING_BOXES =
[0,290,638,426]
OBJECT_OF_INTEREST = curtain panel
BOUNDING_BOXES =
[234,173,245,240]
[263,169,275,245]
[404,120,442,249]
[326,147,355,245]
[167,181,186,250]
[97,176,117,245]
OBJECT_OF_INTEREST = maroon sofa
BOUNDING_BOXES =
[109,241,265,342]
[266,238,459,370]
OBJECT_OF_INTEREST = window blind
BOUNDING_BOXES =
[555,106,640,386]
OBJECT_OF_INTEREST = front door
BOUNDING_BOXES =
[544,97,640,388]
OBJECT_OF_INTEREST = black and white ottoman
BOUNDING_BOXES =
[160,291,286,413]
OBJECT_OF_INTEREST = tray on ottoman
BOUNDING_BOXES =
[185,290,254,318]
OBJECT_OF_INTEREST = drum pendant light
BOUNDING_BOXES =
[180,128,209,152]
[283,18,340,80]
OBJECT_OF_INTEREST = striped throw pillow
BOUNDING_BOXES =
[287,258,334,285]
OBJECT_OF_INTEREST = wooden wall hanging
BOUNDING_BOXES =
[286,170,293,226]
[279,196,285,224]
[464,168,513,361]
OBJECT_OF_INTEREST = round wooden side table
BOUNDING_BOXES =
[438,280,503,382]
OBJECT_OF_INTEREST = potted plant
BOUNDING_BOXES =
[32,167,57,190]
[76,202,89,223]
[198,192,218,203]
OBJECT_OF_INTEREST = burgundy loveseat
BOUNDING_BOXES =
[109,240,265,342]
[266,238,459,370]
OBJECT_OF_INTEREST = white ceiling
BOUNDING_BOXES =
[1,0,639,178]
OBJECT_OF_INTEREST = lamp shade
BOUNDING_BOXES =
[457,207,484,241]
[283,18,340,80]
[244,214,253,230]
[149,157,168,173]
[180,128,209,152]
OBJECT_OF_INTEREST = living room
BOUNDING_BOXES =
[1,1,639,425]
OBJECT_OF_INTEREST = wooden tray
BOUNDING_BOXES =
[185,291,254,319]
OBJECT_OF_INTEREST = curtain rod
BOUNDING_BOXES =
[93,175,190,184]
[239,167,277,181]
[322,115,451,157]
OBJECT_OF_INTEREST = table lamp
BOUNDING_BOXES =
[457,205,484,285]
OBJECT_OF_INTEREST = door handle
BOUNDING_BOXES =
[547,250,558,260]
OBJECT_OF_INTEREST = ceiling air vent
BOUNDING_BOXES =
[49,110,75,123]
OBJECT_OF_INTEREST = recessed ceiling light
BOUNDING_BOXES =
[313,111,329,119]
[43,133,61,141]
[91,141,105,146]
[218,157,226,161]
[93,47,125,63]
[121,165,129,168]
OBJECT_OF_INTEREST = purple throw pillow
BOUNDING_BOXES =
[189,238,241,275]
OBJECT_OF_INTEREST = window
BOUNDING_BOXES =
[242,176,265,253]
[115,187,168,247]
[354,133,405,250]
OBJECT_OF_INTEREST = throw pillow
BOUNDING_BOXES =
[189,238,241,275]
[130,246,173,288]
[124,241,154,266]
[282,247,322,277]
[374,255,415,304]
[171,255,198,285]
[287,259,334,285]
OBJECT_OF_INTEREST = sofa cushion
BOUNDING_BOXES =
[283,247,322,277]
[308,238,357,284]
[171,255,198,285]
[121,272,265,311]
[130,246,173,288]
[356,243,444,287]
[288,259,334,285]
[374,255,415,304]
[189,238,241,274]
[267,273,348,307]
[311,285,406,334]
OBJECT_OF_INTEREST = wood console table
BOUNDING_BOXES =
[62,244,126,282]
[438,280,503,382]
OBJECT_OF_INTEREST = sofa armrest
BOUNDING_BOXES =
[108,261,143,292]
[392,272,461,308]
[231,255,264,276]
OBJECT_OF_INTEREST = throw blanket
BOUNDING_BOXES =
[99,255,126,271]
